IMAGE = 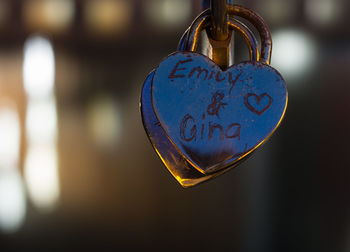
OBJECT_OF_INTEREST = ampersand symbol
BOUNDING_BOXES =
[207,91,227,118]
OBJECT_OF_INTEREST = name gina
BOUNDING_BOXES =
[180,114,241,142]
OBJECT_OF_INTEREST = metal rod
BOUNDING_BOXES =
[210,0,229,41]
[208,0,232,69]
[201,0,234,69]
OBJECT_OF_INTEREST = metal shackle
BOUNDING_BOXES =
[178,5,273,65]
[226,4,272,64]
[178,9,259,63]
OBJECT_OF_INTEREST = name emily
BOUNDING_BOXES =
[168,58,240,91]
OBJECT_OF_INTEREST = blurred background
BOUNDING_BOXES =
[0,0,349,251]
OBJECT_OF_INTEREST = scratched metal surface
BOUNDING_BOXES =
[152,52,287,174]
[141,70,236,187]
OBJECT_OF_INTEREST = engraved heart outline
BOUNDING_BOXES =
[151,51,288,174]
[244,93,273,116]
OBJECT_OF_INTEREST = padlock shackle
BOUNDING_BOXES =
[185,9,211,52]
[177,27,190,52]
[227,18,260,62]
[226,4,272,64]
[181,9,259,62]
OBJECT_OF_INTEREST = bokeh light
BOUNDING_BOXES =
[26,98,57,145]
[0,171,26,233]
[84,0,132,36]
[24,145,59,210]
[305,0,343,27]
[0,105,26,234]
[87,95,121,148]
[23,35,59,211]
[23,36,55,99]
[23,0,75,33]
[257,0,295,24]
[0,105,20,167]
[271,29,317,81]
[145,0,192,29]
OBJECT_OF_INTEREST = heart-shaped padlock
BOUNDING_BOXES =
[141,5,288,186]
[141,10,261,187]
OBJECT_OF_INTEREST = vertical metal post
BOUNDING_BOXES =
[210,0,229,41]
[202,0,234,69]
[206,0,233,69]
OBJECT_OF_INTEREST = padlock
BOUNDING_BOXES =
[140,5,288,186]
[141,11,259,187]
[141,8,264,187]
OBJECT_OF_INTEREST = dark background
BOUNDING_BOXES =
[0,0,349,251]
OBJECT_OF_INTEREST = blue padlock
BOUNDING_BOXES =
[141,10,261,187]
[141,5,288,186]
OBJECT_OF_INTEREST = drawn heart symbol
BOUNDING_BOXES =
[152,52,287,174]
[244,93,273,116]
